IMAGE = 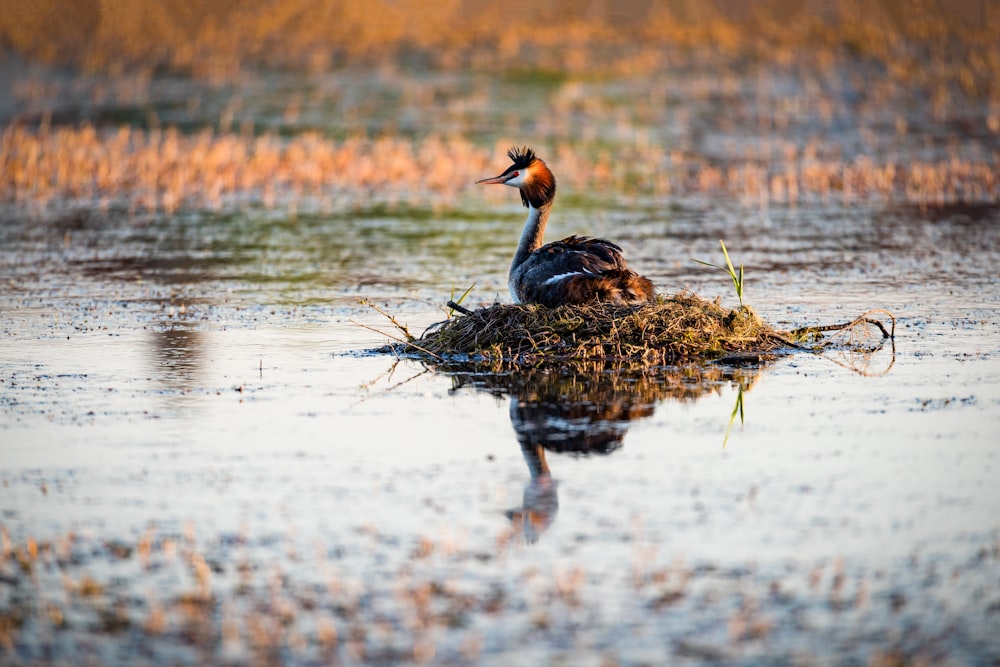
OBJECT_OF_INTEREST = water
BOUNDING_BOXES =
[2,58,1000,665]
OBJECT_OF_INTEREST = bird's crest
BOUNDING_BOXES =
[507,146,538,169]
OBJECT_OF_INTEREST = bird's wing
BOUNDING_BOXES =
[534,235,629,273]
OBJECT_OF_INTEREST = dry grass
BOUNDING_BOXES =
[4,517,988,664]
[394,293,785,367]
[2,2,996,215]
[0,125,491,215]
[1,0,996,80]
[3,1,997,216]
[371,293,897,369]
[3,123,997,216]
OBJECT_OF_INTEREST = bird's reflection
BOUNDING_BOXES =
[447,361,772,542]
[147,326,205,413]
[509,441,558,544]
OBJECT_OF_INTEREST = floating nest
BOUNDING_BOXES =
[369,292,894,369]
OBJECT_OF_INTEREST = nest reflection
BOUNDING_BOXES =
[446,359,773,542]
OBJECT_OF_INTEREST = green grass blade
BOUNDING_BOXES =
[447,281,478,318]
[736,263,745,305]
[694,240,746,307]
[720,240,736,276]
[454,281,477,306]
[691,259,724,270]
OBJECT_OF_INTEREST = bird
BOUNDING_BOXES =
[476,146,656,308]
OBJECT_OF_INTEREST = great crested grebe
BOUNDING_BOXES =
[477,146,656,308]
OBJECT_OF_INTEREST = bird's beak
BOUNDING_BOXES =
[475,173,510,185]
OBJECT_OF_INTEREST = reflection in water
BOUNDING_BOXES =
[509,442,558,544]
[447,362,772,542]
[826,343,897,377]
[148,326,205,412]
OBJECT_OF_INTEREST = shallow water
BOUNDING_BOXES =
[3,60,1000,665]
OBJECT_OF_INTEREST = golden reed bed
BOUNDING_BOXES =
[3,124,997,215]
[2,0,996,79]
[2,2,996,215]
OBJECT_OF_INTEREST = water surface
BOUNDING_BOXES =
[2,58,1000,665]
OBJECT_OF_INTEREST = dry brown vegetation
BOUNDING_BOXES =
[5,515,983,664]
[3,123,997,216]
[416,294,781,365]
[1,0,997,78]
[1,1,997,215]
[372,293,894,368]
[0,124,492,215]
[1,1,997,216]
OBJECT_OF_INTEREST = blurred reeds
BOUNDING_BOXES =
[1,0,996,79]
[0,124,493,215]
[3,123,996,215]
[1,0,997,215]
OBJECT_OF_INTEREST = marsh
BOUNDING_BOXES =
[2,2,999,664]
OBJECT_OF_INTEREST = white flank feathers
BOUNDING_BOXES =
[542,272,584,286]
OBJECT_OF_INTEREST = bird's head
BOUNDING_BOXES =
[476,146,556,208]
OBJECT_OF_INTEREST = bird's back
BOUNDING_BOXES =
[511,236,655,307]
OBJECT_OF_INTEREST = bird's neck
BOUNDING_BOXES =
[511,201,552,273]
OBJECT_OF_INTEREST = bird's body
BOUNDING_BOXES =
[477,147,655,308]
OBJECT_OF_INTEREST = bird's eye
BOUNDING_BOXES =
[511,171,519,178]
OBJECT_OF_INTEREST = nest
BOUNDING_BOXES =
[395,292,789,367]
[364,291,894,372]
